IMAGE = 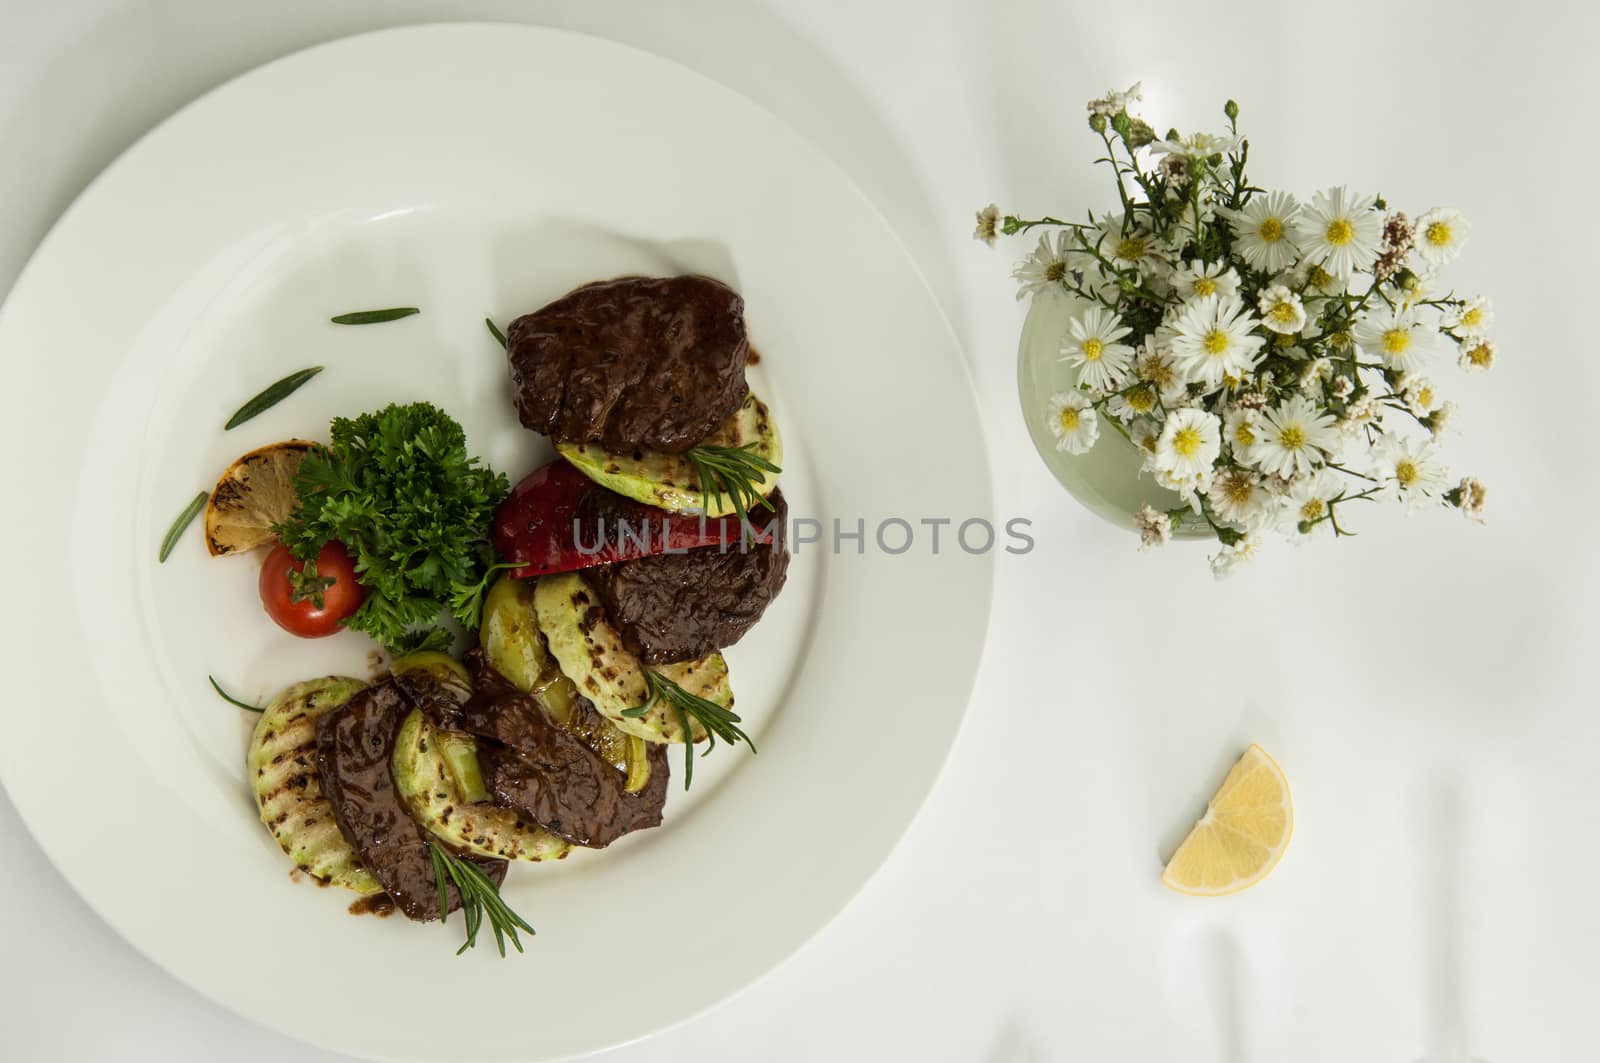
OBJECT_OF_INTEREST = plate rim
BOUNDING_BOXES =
[0,21,996,1060]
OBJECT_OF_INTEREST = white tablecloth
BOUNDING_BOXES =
[3,1,1594,1059]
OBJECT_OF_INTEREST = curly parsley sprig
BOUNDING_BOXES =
[274,402,508,653]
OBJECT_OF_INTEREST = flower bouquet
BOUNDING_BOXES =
[978,85,1490,575]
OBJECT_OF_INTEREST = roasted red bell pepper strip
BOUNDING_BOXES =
[492,460,756,578]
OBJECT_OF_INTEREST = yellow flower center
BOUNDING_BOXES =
[1382,328,1411,355]
[1311,266,1335,288]
[1417,386,1435,408]
[1268,301,1298,325]
[1193,276,1217,297]
[1394,459,1418,487]
[1172,426,1203,458]
[1115,237,1147,262]
[1279,425,1307,450]
[1259,217,1284,242]
[1220,476,1254,505]
[1082,337,1105,362]
[1461,306,1482,328]
[1299,498,1326,521]
[1325,218,1354,246]
[1274,332,1296,349]
[1059,407,1080,432]
[1203,330,1229,355]
[1467,343,1493,367]
[1044,261,1067,282]
[1233,423,1256,447]
[1425,221,1452,247]
[1127,387,1156,413]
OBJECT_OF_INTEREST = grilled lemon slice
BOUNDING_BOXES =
[204,440,315,556]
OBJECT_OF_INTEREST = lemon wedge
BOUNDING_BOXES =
[1161,744,1293,896]
[204,440,315,556]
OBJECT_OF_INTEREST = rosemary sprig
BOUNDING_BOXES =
[622,670,756,790]
[485,318,508,349]
[159,491,209,562]
[208,675,263,712]
[330,307,420,325]
[685,443,781,529]
[225,367,323,430]
[427,842,535,957]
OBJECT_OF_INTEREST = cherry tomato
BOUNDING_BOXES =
[258,541,365,638]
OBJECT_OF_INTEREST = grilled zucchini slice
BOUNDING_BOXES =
[533,572,732,744]
[247,676,380,893]
[392,709,571,862]
[555,393,781,516]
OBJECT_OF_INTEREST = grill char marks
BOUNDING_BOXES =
[584,488,790,664]
[456,652,670,848]
[314,680,506,921]
[506,276,750,454]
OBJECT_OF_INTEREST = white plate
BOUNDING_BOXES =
[0,23,992,1063]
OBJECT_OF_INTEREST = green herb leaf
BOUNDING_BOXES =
[685,443,781,535]
[273,402,508,654]
[330,307,420,325]
[485,318,508,349]
[225,367,324,430]
[208,675,263,712]
[427,841,534,957]
[622,670,755,790]
[448,561,528,631]
[287,558,336,610]
[159,491,209,563]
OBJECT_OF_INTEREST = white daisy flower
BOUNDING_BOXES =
[1133,504,1171,550]
[1453,477,1487,524]
[1173,259,1241,302]
[1374,436,1448,508]
[1088,82,1142,118]
[1413,207,1470,269]
[1298,357,1334,395]
[1281,470,1343,536]
[1108,382,1161,420]
[1249,395,1338,478]
[1012,231,1074,301]
[1220,191,1301,274]
[973,204,1001,247]
[1153,408,1222,481]
[1150,131,1241,158]
[1046,390,1100,455]
[1209,467,1274,530]
[1295,186,1382,278]
[1427,400,1457,438]
[1167,294,1266,390]
[1222,407,1261,458]
[1401,375,1440,418]
[1255,284,1307,335]
[1094,214,1166,273]
[1059,306,1136,391]
[1209,533,1261,579]
[1352,303,1437,372]
[1136,337,1189,404]
[1128,417,1164,459]
[1443,295,1493,338]
[1338,393,1382,437]
[1457,337,1496,373]
[1287,257,1349,298]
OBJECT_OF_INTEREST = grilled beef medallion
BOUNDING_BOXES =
[584,488,790,664]
[453,654,670,849]
[506,275,750,454]
[314,681,507,921]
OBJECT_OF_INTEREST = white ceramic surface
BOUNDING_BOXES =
[1016,289,1208,537]
[0,24,993,1063]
